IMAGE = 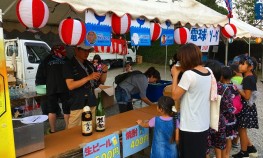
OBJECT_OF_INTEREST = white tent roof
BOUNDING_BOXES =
[231,18,263,38]
[1,0,263,38]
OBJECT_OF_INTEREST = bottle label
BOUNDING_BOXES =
[96,116,105,130]
[82,121,92,134]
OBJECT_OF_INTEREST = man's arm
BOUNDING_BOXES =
[141,97,154,106]
[65,72,101,90]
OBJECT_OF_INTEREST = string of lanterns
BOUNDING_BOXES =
[16,0,238,46]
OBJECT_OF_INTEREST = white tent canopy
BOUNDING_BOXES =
[1,0,263,38]
[2,0,228,27]
[231,18,263,38]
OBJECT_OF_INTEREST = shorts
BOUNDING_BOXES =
[47,92,70,114]
[180,130,208,158]
[68,106,96,129]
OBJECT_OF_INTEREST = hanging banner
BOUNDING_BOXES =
[255,0,263,20]
[189,26,220,46]
[85,10,111,46]
[130,18,151,46]
[83,133,120,158]
[160,21,174,46]
[122,125,149,158]
[0,10,16,157]
[94,38,128,55]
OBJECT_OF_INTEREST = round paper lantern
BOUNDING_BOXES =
[221,23,237,38]
[16,0,49,29]
[112,13,131,35]
[150,23,162,41]
[174,27,190,44]
[255,38,262,44]
[58,18,86,45]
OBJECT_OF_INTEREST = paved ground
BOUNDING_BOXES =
[44,63,263,157]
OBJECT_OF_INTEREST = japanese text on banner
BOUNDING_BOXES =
[189,26,220,46]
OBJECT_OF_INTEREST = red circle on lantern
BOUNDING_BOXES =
[112,13,131,35]
[16,0,49,29]
[221,24,237,38]
[150,23,162,41]
[58,18,86,46]
[174,27,190,44]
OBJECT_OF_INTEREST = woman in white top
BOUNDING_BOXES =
[171,43,211,158]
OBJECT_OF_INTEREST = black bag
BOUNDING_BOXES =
[114,70,143,84]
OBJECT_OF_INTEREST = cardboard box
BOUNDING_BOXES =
[136,55,143,64]
[163,85,180,111]
[95,86,114,108]
[8,74,16,83]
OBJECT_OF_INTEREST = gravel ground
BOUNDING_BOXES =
[46,63,263,157]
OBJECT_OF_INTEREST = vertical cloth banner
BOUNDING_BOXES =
[189,26,220,46]
[85,10,111,46]
[160,21,174,46]
[255,0,263,20]
[122,125,149,157]
[130,18,151,46]
[0,9,16,157]
[83,133,121,158]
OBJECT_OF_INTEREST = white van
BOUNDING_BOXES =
[88,48,136,69]
[5,38,50,91]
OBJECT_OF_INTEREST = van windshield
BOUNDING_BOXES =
[25,43,50,63]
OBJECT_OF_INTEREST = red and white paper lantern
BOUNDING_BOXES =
[150,23,162,41]
[174,27,190,44]
[221,23,237,38]
[112,13,131,35]
[16,0,49,29]
[58,18,86,45]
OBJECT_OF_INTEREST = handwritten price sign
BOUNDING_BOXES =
[122,125,149,157]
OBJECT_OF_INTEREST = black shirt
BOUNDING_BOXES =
[63,57,98,110]
[37,54,69,95]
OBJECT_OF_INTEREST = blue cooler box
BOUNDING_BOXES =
[146,80,172,102]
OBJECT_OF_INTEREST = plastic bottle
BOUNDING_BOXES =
[82,105,93,136]
[95,92,106,132]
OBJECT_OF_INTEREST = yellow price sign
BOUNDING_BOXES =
[0,74,7,116]
[0,10,15,157]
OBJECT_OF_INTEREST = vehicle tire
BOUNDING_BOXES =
[103,60,111,69]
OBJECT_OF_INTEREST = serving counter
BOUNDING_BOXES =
[21,105,158,158]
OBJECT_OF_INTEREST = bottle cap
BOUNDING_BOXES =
[83,106,91,112]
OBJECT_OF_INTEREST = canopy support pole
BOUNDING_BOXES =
[165,45,168,80]
[225,39,228,66]
[249,38,251,56]
[3,1,16,15]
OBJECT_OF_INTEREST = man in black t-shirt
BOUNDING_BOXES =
[37,45,70,133]
[63,43,106,128]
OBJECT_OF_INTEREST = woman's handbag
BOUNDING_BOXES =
[210,87,228,131]
[210,95,221,131]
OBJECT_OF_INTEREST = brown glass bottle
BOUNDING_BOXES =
[81,105,92,136]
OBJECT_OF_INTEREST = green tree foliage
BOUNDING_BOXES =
[234,0,262,27]
[197,0,228,15]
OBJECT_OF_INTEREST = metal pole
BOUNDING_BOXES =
[165,45,167,80]
[225,39,228,66]
[248,38,251,57]
[0,9,16,157]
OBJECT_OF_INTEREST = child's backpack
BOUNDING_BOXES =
[114,70,143,84]
[232,85,243,114]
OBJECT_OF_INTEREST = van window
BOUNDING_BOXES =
[25,43,50,64]
[6,44,18,57]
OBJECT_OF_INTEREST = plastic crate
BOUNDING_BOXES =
[146,80,172,102]
[132,80,172,102]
